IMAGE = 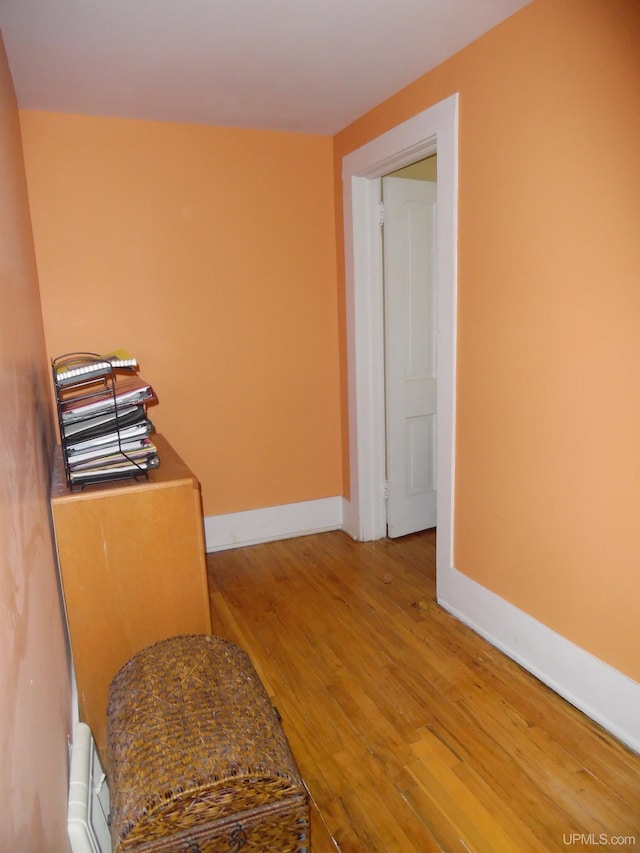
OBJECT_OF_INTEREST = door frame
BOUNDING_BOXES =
[341,93,458,586]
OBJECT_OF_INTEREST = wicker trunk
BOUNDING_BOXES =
[106,635,309,853]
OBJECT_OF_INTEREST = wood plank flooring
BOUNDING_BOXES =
[206,529,640,852]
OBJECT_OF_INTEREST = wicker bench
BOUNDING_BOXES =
[106,635,309,853]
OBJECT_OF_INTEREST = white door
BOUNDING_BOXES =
[382,177,437,538]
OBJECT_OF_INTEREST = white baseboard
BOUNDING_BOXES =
[438,564,640,754]
[204,501,639,753]
[204,496,343,552]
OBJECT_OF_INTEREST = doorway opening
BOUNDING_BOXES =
[382,158,437,538]
[340,93,458,593]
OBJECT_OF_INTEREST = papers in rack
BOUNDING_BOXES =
[65,421,155,458]
[68,441,157,470]
[60,375,156,423]
[61,404,146,439]
[68,452,160,483]
[53,349,161,488]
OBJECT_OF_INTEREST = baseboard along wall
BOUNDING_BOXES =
[203,498,639,754]
[203,496,343,553]
[438,566,640,755]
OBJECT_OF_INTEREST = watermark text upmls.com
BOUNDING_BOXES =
[563,834,637,847]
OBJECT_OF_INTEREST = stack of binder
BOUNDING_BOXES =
[53,351,160,489]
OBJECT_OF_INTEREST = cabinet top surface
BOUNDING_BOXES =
[51,434,199,503]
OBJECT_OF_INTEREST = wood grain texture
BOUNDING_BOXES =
[51,435,212,761]
[207,529,640,852]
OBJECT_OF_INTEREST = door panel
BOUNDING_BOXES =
[383,177,437,537]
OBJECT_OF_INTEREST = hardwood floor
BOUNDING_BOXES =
[206,529,640,852]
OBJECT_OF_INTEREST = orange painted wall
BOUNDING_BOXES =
[0,33,72,851]
[335,0,640,681]
[20,113,341,517]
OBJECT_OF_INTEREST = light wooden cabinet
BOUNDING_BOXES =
[50,434,212,761]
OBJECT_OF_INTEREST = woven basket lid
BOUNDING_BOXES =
[107,635,306,848]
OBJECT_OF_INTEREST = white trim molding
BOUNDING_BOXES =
[204,496,343,552]
[438,567,640,754]
[340,93,458,582]
[204,494,639,751]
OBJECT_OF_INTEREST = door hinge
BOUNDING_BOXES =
[378,201,384,226]
[383,480,389,501]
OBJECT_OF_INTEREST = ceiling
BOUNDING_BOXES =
[0,0,532,135]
